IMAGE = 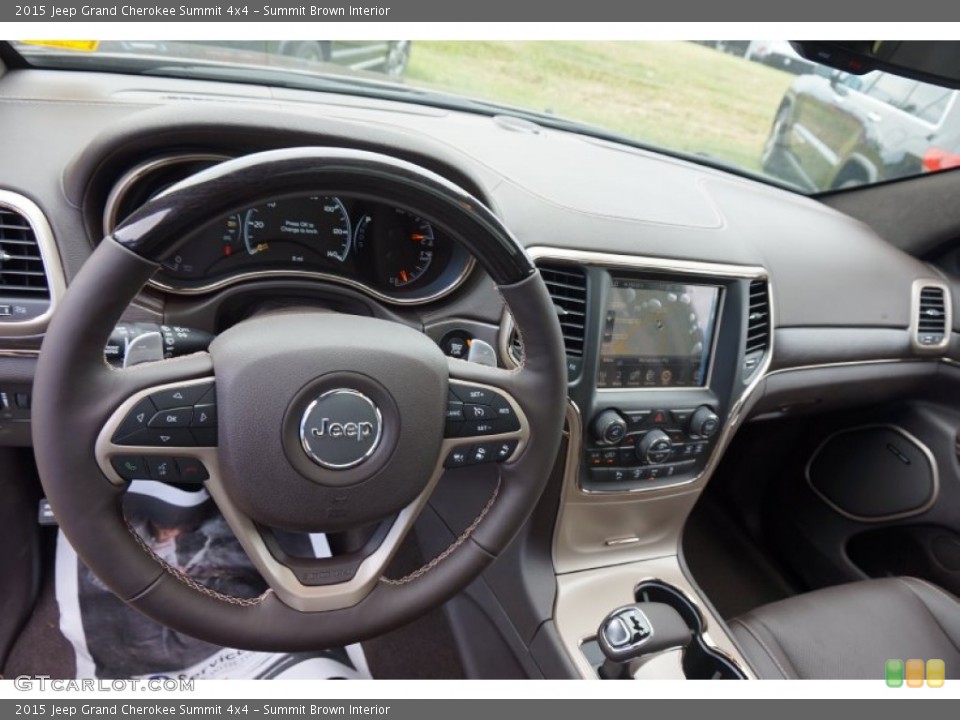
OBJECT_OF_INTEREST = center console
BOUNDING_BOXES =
[514,247,773,680]
[556,260,766,498]
[584,274,724,490]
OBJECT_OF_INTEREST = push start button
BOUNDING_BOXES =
[299,389,383,470]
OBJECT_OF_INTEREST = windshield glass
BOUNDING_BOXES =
[12,39,960,193]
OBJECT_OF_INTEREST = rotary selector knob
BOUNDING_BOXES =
[636,429,672,464]
[690,406,720,439]
[592,409,628,445]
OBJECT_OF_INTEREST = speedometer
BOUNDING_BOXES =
[249,196,352,262]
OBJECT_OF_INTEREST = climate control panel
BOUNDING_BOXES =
[583,404,720,490]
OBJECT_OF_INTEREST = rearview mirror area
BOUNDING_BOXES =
[793,41,960,90]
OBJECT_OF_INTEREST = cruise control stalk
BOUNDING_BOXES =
[105,323,214,367]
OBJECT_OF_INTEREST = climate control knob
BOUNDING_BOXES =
[636,429,673,464]
[690,406,720,439]
[591,410,628,445]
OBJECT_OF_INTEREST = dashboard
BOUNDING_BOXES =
[0,67,951,495]
[0,61,957,682]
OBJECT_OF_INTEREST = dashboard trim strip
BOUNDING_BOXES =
[523,246,770,280]
[101,153,230,238]
[145,258,477,306]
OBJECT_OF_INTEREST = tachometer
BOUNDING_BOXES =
[355,208,435,288]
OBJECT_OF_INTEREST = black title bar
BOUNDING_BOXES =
[3,0,957,22]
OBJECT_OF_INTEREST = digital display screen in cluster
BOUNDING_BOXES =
[597,278,721,389]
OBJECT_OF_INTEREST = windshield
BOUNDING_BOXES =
[11,39,960,194]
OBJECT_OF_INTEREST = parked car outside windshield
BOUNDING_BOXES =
[761,67,960,191]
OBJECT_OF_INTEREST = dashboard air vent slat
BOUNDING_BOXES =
[0,208,50,300]
[916,285,947,347]
[538,263,588,359]
[743,280,770,375]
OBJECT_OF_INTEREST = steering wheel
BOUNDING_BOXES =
[32,148,567,650]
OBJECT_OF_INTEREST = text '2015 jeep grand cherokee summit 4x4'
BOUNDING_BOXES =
[2,38,960,683]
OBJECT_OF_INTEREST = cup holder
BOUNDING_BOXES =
[634,580,746,680]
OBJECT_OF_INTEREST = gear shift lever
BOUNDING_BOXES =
[597,603,693,679]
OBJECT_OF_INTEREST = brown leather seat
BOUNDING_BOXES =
[729,577,960,679]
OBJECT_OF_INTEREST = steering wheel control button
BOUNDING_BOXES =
[149,383,213,411]
[115,427,195,447]
[175,457,210,483]
[111,397,159,442]
[464,403,495,420]
[299,389,383,470]
[445,401,465,421]
[489,395,520,431]
[494,439,519,461]
[449,384,495,405]
[470,445,492,464]
[446,384,521,436]
[110,455,148,481]
[146,456,180,483]
[190,404,217,427]
[196,383,216,405]
[459,419,499,436]
[190,428,218,447]
[444,447,471,468]
[147,407,193,428]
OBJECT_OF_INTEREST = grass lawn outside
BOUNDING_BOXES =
[405,41,796,173]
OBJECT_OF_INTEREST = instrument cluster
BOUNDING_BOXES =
[103,156,474,304]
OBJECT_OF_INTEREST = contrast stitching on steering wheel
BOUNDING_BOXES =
[125,519,266,607]
[379,478,501,586]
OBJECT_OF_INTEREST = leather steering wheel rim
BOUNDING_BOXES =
[32,148,567,650]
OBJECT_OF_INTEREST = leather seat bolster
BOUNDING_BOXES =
[729,577,960,679]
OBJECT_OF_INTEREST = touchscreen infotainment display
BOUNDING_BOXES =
[598,278,721,389]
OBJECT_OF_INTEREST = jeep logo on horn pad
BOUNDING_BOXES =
[299,389,383,469]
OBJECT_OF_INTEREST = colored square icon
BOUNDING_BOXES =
[886,659,904,687]
[926,659,945,688]
[906,658,925,688]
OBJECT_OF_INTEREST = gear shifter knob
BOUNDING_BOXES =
[597,602,692,678]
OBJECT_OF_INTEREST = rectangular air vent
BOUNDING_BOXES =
[0,204,51,325]
[538,263,588,366]
[744,279,770,376]
[913,282,950,351]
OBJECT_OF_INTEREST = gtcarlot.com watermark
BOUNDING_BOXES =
[14,676,195,692]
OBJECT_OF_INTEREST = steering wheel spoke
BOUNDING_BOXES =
[202,445,447,612]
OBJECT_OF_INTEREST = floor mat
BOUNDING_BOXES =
[683,498,798,620]
[2,557,75,679]
[55,481,371,680]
